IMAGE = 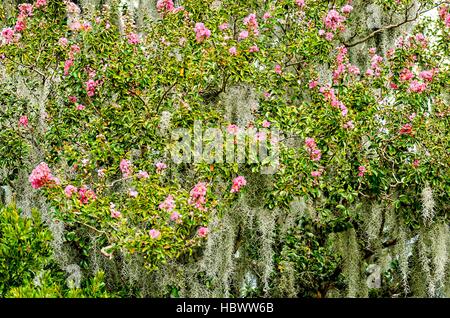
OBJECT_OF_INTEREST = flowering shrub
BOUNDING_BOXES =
[0,0,449,297]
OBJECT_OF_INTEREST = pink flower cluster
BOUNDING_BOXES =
[231,176,247,193]
[149,229,161,239]
[64,185,77,198]
[296,0,305,9]
[439,5,450,28]
[198,226,208,238]
[324,9,346,31]
[85,79,100,97]
[305,138,321,161]
[358,166,366,177]
[137,170,149,179]
[188,182,207,211]
[399,123,413,135]
[332,46,360,83]
[365,49,383,77]
[35,0,47,8]
[107,202,120,218]
[64,59,73,76]
[78,186,97,204]
[409,80,427,93]
[159,195,176,212]
[155,162,167,173]
[156,0,174,13]
[19,3,34,17]
[120,159,132,177]
[127,33,140,45]
[194,23,211,43]
[243,13,259,36]
[29,162,56,189]
[319,86,348,116]
[19,115,29,127]
[1,28,15,44]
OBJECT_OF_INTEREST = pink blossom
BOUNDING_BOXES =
[399,68,414,82]
[129,189,138,198]
[439,5,449,20]
[194,23,211,43]
[243,13,259,36]
[1,28,15,44]
[274,64,282,74]
[262,120,271,128]
[35,0,47,8]
[229,46,237,56]
[365,69,374,77]
[15,19,26,32]
[263,92,271,99]
[197,227,208,238]
[413,159,420,168]
[59,37,68,47]
[238,30,249,40]
[19,3,33,16]
[76,104,85,110]
[159,195,176,212]
[78,186,96,204]
[311,171,322,177]
[64,185,78,198]
[227,124,240,135]
[120,159,132,177]
[170,211,181,222]
[69,21,82,31]
[249,45,259,53]
[137,170,149,179]
[325,32,334,41]
[358,166,366,177]
[85,79,97,97]
[343,120,354,130]
[305,138,321,161]
[296,0,305,9]
[127,33,140,45]
[29,162,55,189]
[189,182,208,210]
[324,9,345,31]
[263,12,271,20]
[305,137,317,149]
[70,44,80,55]
[409,80,427,93]
[318,29,326,36]
[155,162,167,173]
[19,115,28,127]
[341,4,353,14]
[149,229,161,239]
[110,203,121,218]
[419,70,434,82]
[309,80,319,89]
[81,22,92,31]
[156,0,174,13]
[68,96,77,103]
[347,64,360,75]
[408,113,417,121]
[219,23,229,31]
[399,123,413,135]
[64,59,73,76]
[230,176,247,193]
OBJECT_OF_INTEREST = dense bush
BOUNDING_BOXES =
[0,0,448,298]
